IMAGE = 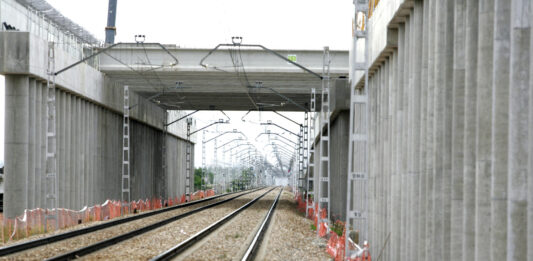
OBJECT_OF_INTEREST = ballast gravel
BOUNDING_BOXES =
[79,188,270,260]
[180,187,281,260]
[1,191,250,260]
[258,190,330,261]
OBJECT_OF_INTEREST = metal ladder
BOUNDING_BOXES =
[346,0,369,257]
[298,123,304,194]
[162,112,168,200]
[45,42,58,231]
[306,88,316,218]
[202,130,207,191]
[302,112,309,207]
[186,119,192,201]
[317,47,331,236]
[122,86,131,204]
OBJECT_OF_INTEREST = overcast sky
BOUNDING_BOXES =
[0,0,353,167]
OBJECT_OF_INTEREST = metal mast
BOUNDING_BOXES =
[45,42,58,231]
[202,130,207,191]
[306,88,316,218]
[346,0,369,258]
[186,118,193,201]
[317,46,331,236]
[121,86,131,204]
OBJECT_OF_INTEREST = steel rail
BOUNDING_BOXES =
[150,187,279,261]
[44,188,264,261]
[14,189,259,260]
[0,189,255,257]
[241,188,283,260]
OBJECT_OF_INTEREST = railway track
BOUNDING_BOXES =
[151,187,283,261]
[0,188,262,260]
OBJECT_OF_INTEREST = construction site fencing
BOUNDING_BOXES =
[295,192,371,261]
[0,189,215,243]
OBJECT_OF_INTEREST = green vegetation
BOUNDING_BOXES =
[194,168,214,190]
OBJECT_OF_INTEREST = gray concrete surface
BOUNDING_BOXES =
[345,0,533,260]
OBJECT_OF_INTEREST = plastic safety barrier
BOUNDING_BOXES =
[0,192,208,243]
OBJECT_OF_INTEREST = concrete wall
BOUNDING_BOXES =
[352,0,533,260]
[329,111,349,220]
[3,75,193,218]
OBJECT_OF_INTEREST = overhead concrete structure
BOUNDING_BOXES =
[0,0,197,218]
[99,44,348,111]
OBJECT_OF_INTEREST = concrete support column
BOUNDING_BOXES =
[40,83,47,208]
[396,24,406,261]
[451,1,466,260]
[81,100,87,206]
[508,1,530,260]
[4,75,29,218]
[34,81,43,210]
[76,97,83,207]
[27,78,36,210]
[425,0,436,258]
[463,1,479,259]
[65,93,72,209]
[410,3,422,260]
[418,1,429,260]
[58,90,65,208]
[433,0,448,258]
[390,50,400,260]
[402,17,411,261]
[475,1,495,260]
[491,1,511,260]
[442,2,455,260]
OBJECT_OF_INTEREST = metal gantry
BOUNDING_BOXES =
[122,86,131,204]
[346,0,370,257]
[45,41,58,231]
[306,88,316,218]
[317,46,331,236]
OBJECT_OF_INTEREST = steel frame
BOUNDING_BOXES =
[317,47,331,236]
[45,41,58,231]
[345,0,370,258]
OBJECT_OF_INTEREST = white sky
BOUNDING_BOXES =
[0,0,353,167]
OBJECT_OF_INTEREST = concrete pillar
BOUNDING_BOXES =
[396,24,405,261]
[475,1,494,260]
[451,1,466,260]
[524,1,533,261]
[76,97,82,207]
[433,0,448,258]
[65,93,71,209]
[418,1,429,260]
[78,100,89,205]
[463,1,478,260]
[4,75,29,218]
[491,1,511,260]
[40,83,47,208]
[411,3,423,260]
[27,78,36,209]
[58,90,66,208]
[96,107,103,204]
[89,104,95,205]
[34,81,43,209]
[387,51,397,261]
[403,16,411,261]
[425,0,436,257]
[508,1,530,260]
[442,1,455,259]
